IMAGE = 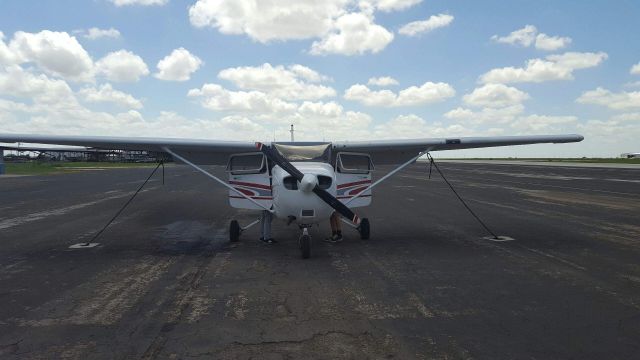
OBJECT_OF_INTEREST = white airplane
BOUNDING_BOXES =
[0,133,583,258]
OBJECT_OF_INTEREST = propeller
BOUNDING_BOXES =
[256,142,361,225]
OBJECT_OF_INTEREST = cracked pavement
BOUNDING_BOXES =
[1,163,639,359]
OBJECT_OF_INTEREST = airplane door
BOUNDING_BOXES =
[335,152,373,208]
[226,152,272,210]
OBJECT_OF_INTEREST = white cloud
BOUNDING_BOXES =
[188,0,347,43]
[189,1,400,56]
[0,32,18,66]
[188,83,298,114]
[510,114,578,133]
[109,0,168,6]
[372,114,471,139]
[154,48,203,81]
[398,14,454,37]
[576,88,640,110]
[480,51,607,84]
[0,65,77,106]
[218,63,335,100]
[491,25,571,51]
[492,25,537,47]
[367,76,398,86]
[96,50,149,82]
[369,0,422,12]
[288,64,331,82]
[79,84,143,109]
[462,83,529,108]
[83,27,121,40]
[344,81,455,107]
[534,33,572,51]
[631,62,640,75]
[444,104,524,125]
[8,30,94,82]
[310,12,394,55]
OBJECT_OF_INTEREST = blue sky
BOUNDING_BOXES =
[1,0,639,157]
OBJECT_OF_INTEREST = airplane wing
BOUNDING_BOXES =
[333,134,584,164]
[0,133,584,166]
[0,134,256,165]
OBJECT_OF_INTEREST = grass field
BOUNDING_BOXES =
[4,161,161,175]
[437,158,640,164]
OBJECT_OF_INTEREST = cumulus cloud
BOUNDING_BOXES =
[8,30,94,82]
[82,27,121,40]
[0,65,77,105]
[188,0,347,43]
[154,48,202,81]
[398,14,454,37]
[479,51,607,84]
[310,12,394,55]
[372,114,471,139]
[96,50,149,82]
[218,63,335,100]
[0,32,18,66]
[369,0,423,12]
[78,83,143,109]
[491,25,571,51]
[444,104,525,125]
[367,76,398,86]
[462,83,529,108]
[631,62,640,75]
[576,88,640,110]
[344,81,455,107]
[109,0,168,6]
[188,84,298,114]
[188,1,412,56]
[510,114,578,133]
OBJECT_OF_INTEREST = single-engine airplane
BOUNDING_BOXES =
[0,133,583,258]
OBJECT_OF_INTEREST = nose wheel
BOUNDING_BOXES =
[299,227,312,259]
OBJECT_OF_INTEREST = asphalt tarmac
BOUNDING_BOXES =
[0,162,639,359]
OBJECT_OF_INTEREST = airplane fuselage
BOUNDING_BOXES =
[271,162,336,224]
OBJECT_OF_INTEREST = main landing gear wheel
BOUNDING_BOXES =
[230,220,240,242]
[359,218,370,240]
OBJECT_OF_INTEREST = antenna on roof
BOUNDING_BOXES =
[290,124,295,142]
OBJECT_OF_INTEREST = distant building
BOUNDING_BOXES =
[620,152,640,159]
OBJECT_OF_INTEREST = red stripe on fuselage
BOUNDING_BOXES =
[337,179,371,189]
[229,180,272,190]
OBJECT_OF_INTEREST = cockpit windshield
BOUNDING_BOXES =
[273,143,331,162]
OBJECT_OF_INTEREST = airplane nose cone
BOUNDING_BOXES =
[299,173,318,192]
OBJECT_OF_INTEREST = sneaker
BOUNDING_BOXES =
[261,237,277,244]
[324,234,338,243]
[334,234,343,242]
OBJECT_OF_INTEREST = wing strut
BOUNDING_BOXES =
[162,147,273,213]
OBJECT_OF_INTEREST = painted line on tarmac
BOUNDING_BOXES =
[0,188,158,230]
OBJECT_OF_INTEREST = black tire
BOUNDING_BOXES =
[300,234,311,259]
[359,218,370,240]
[230,220,240,242]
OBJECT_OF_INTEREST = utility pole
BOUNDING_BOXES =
[290,124,294,142]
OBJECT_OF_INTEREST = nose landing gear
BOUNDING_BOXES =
[299,226,312,259]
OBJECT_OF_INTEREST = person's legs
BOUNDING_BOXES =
[260,210,275,244]
[333,213,343,241]
[325,212,343,242]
